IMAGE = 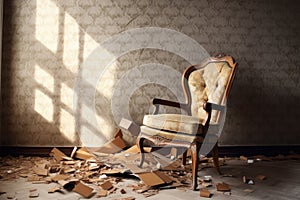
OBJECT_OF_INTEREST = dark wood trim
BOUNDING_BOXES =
[0,146,74,157]
[0,145,299,157]
[217,145,300,157]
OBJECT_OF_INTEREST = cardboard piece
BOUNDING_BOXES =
[97,189,107,197]
[138,171,172,187]
[200,189,211,198]
[51,174,69,182]
[75,148,95,160]
[50,148,69,161]
[100,181,113,190]
[216,182,231,192]
[33,167,48,176]
[48,186,63,193]
[96,136,127,154]
[73,181,94,198]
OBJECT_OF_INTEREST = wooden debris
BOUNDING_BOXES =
[216,182,231,192]
[51,174,69,182]
[74,148,95,160]
[96,136,127,154]
[100,181,113,190]
[48,186,63,193]
[50,148,69,162]
[97,189,107,197]
[72,181,94,198]
[33,167,48,176]
[137,171,172,187]
[200,189,211,198]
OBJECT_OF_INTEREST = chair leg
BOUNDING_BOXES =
[191,142,200,191]
[137,136,145,167]
[212,144,222,175]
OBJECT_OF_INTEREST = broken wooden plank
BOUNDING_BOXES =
[100,181,113,190]
[200,189,211,198]
[216,182,231,192]
[72,181,94,198]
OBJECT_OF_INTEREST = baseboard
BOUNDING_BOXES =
[1,145,299,157]
[0,146,74,157]
[217,145,300,157]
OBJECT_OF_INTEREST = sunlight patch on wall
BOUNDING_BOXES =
[35,0,59,53]
[61,83,74,109]
[83,32,99,60]
[60,108,76,142]
[34,89,53,122]
[34,64,54,93]
[63,13,79,73]
[96,62,118,99]
[95,112,115,140]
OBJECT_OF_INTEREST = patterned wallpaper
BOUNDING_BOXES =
[1,0,300,146]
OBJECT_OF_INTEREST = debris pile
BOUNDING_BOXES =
[0,133,299,199]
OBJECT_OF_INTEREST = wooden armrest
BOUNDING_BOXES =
[152,98,188,114]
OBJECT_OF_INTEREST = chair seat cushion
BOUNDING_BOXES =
[143,114,205,135]
[140,125,204,143]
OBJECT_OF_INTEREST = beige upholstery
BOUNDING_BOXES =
[141,126,204,143]
[189,62,232,123]
[143,114,205,135]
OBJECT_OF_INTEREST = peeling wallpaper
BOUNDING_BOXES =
[1,0,300,146]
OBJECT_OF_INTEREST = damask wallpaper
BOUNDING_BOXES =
[1,0,300,146]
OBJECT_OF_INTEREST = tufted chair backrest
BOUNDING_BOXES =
[187,59,235,123]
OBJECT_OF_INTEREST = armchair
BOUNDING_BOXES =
[136,55,237,190]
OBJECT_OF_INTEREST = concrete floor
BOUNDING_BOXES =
[0,159,299,200]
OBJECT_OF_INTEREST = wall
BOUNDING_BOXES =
[1,0,300,147]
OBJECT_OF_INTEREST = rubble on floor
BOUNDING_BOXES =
[0,137,299,199]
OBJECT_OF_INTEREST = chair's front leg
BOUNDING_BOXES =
[137,136,146,167]
[191,141,200,191]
